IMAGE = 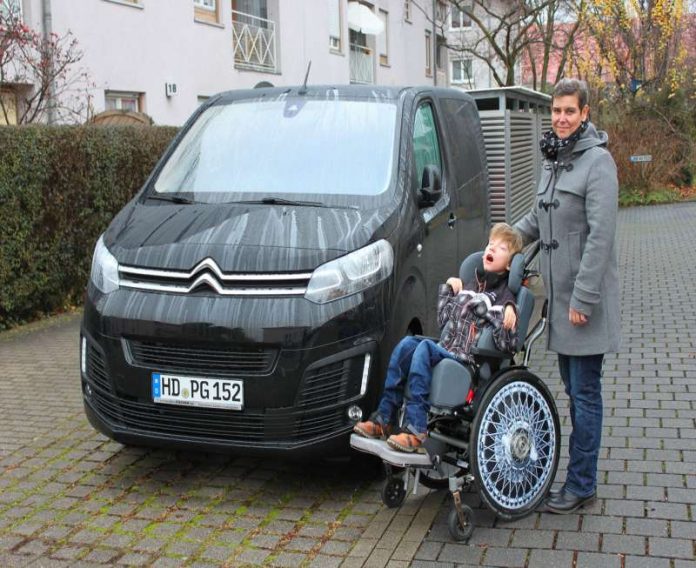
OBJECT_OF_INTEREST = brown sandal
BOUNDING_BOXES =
[387,432,426,453]
[353,420,391,439]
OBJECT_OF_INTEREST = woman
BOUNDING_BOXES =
[514,78,620,514]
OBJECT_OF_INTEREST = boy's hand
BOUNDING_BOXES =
[446,277,463,294]
[503,305,517,330]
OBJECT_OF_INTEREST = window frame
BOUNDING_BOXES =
[378,9,389,66]
[425,31,432,77]
[0,0,23,20]
[105,90,144,113]
[450,5,472,29]
[403,0,411,22]
[102,0,144,8]
[194,0,221,24]
[329,0,342,53]
[451,58,473,86]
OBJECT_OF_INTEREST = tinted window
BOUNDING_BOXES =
[413,103,442,186]
[154,98,398,202]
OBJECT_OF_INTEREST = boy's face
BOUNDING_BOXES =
[483,238,512,273]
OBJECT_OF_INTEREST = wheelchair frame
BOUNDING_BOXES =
[350,246,561,542]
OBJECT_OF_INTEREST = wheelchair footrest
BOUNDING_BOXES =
[350,434,434,468]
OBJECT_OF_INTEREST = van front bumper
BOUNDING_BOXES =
[80,284,388,456]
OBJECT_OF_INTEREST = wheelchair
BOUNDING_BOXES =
[350,244,560,542]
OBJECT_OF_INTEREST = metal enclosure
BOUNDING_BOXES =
[467,88,552,225]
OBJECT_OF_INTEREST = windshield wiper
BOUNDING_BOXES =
[235,197,358,210]
[147,194,196,204]
[237,197,328,208]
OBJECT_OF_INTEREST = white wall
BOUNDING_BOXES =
[21,0,437,125]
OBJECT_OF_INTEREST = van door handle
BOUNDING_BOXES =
[448,213,456,229]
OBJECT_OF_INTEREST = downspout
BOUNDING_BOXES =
[431,0,437,86]
[41,0,56,124]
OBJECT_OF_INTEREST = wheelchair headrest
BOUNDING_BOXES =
[459,251,525,294]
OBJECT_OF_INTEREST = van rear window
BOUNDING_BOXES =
[154,98,398,201]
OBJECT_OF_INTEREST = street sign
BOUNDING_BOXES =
[630,155,652,163]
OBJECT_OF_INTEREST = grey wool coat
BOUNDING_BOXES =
[515,123,621,356]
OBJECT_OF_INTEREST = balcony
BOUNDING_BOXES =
[231,10,278,73]
[349,44,374,84]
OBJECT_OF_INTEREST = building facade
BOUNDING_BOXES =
[2,0,442,125]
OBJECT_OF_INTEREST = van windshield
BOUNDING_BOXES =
[153,98,398,203]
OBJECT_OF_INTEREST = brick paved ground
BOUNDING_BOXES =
[1,203,695,567]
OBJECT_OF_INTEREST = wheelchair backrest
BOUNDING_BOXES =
[458,251,534,347]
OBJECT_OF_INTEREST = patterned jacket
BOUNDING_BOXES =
[437,271,518,363]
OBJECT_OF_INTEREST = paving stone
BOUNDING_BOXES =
[528,549,575,568]
[480,546,528,567]
[649,537,694,559]
[576,552,622,568]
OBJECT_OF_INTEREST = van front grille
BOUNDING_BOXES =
[127,340,278,377]
[88,389,348,443]
[118,258,311,296]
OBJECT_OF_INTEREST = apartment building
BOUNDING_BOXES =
[441,0,520,91]
[1,0,442,125]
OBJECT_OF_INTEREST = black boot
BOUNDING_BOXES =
[545,487,596,514]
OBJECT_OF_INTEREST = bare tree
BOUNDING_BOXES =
[415,0,561,87]
[0,5,92,124]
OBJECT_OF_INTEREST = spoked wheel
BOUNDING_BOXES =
[448,503,475,542]
[382,477,407,508]
[470,370,560,520]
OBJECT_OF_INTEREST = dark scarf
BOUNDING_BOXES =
[539,121,588,161]
[475,267,507,290]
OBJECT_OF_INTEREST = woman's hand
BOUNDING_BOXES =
[569,308,588,326]
[503,304,517,330]
[446,277,463,294]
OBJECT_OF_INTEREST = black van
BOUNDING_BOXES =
[80,85,490,455]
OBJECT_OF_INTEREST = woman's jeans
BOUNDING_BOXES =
[376,336,457,434]
[558,353,604,498]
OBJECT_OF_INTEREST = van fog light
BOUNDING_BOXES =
[347,405,363,422]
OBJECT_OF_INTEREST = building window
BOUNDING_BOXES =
[378,9,389,66]
[435,0,447,23]
[105,91,143,112]
[329,0,341,52]
[194,0,220,24]
[451,59,473,86]
[0,0,23,20]
[451,5,472,29]
[403,0,411,22]
[0,89,18,125]
[425,31,432,77]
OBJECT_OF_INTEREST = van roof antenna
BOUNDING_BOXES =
[298,61,312,95]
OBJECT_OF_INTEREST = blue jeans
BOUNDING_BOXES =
[376,336,457,434]
[558,353,604,498]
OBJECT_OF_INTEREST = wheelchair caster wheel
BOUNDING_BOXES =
[382,477,406,508]
[448,503,475,542]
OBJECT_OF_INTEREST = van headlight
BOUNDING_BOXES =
[90,235,120,294]
[305,240,393,304]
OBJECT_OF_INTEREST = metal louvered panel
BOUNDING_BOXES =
[508,112,537,223]
[479,111,508,224]
[470,87,551,225]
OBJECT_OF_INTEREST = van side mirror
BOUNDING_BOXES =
[418,164,442,208]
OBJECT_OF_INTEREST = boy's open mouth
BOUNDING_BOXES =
[485,253,494,263]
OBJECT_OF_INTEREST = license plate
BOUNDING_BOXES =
[152,373,243,410]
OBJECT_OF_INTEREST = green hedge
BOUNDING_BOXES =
[0,125,179,330]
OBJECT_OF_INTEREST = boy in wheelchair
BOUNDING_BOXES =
[354,223,523,453]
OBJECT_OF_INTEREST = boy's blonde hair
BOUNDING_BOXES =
[490,223,523,258]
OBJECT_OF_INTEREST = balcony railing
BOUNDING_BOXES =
[231,10,277,73]
[349,43,374,84]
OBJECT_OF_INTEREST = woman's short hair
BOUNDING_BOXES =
[553,78,589,108]
[490,223,524,257]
